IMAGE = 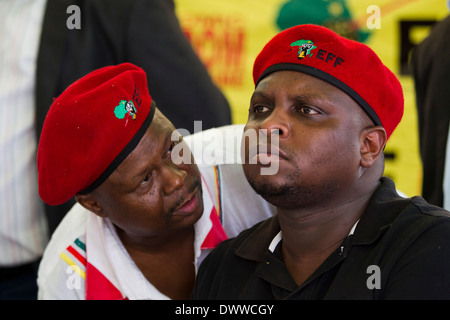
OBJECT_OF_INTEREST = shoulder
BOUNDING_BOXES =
[37,203,89,299]
[183,124,245,167]
[404,197,450,251]
[402,195,450,230]
[381,197,450,298]
[375,192,450,248]
[43,203,89,257]
[365,178,450,237]
[198,216,277,272]
[193,217,277,299]
[380,194,450,268]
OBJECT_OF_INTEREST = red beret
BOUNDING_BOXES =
[253,24,403,139]
[37,63,155,206]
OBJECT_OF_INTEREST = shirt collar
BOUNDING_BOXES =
[235,177,406,261]
[234,215,280,261]
[267,219,360,253]
[194,175,228,252]
[349,177,409,245]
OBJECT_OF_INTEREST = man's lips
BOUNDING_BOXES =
[248,144,289,163]
[172,189,200,215]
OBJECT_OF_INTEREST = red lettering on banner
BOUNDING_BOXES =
[182,15,245,87]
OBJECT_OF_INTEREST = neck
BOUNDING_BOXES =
[277,178,380,257]
[278,202,361,257]
[116,225,195,254]
[277,188,374,286]
[116,225,196,299]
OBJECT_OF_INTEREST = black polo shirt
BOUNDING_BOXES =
[192,177,450,299]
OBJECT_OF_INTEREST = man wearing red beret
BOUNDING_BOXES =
[36,63,273,299]
[192,24,450,299]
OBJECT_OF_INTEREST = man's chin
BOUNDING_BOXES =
[246,177,294,208]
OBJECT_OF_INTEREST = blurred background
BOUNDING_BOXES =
[174,0,450,197]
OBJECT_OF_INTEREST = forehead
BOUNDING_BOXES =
[255,70,345,98]
[255,70,366,115]
[106,109,175,182]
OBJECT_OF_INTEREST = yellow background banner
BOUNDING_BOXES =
[175,0,449,197]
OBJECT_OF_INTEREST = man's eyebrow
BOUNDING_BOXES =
[131,129,172,181]
[250,90,328,104]
[250,91,270,101]
[161,129,172,153]
[292,93,328,104]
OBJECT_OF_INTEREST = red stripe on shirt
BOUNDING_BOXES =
[67,245,87,267]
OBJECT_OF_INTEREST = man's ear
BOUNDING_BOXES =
[74,193,106,218]
[360,126,387,168]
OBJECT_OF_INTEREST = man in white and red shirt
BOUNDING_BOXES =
[36,63,274,299]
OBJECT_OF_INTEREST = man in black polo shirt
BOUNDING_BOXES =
[192,24,450,299]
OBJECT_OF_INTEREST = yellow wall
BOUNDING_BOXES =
[175,0,450,197]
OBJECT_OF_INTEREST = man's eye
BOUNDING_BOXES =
[164,141,178,159]
[299,106,319,115]
[140,174,151,186]
[252,105,270,113]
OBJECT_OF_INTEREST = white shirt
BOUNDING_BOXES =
[37,124,275,299]
[185,124,276,238]
[38,181,225,300]
[0,0,49,266]
[443,125,450,210]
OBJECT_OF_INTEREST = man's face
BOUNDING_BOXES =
[242,71,371,209]
[91,109,203,238]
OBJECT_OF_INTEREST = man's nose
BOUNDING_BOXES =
[259,108,291,140]
[161,163,187,195]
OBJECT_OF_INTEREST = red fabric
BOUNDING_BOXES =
[83,208,226,299]
[201,206,228,249]
[86,262,126,300]
[37,63,152,205]
[253,24,403,139]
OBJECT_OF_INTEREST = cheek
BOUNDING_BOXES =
[242,162,258,184]
[103,192,165,233]
[184,162,200,178]
[308,131,361,180]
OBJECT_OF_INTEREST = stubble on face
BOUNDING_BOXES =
[163,174,202,224]
[242,71,373,211]
[244,160,339,210]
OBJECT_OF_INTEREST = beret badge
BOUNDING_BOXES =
[252,25,404,140]
[114,99,137,121]
[290,39,317,60]
[37,63,155,205]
